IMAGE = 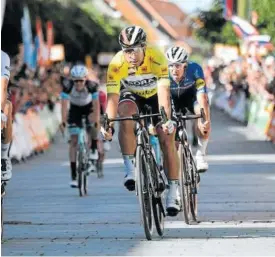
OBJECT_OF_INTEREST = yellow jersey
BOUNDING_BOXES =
[106,46,169,99]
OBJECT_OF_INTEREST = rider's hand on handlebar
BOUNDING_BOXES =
[59,122,66,135]
[162,119,175,135]
[1,111,7,129]
[100,126,114,141]
[198,119,211,135]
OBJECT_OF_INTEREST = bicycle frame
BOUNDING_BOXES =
[135,120,166,198]
[76,118,89,170]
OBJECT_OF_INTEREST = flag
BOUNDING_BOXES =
[21,5,33,68]
[46,21,54,66]
[36,17,47,67]
[223,0,233,19]
[231,15,259,39]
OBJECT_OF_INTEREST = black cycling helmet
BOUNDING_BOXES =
[119,25,147,49]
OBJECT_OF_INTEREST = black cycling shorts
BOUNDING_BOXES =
[172,94,199,115]
[118,90,177,126]
[68,102,93,128]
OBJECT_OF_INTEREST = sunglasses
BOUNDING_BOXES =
[168,63,187,70]
[122,46,143,54]
[74,79,85,83]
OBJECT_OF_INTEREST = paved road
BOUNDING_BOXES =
[2,108,275,256]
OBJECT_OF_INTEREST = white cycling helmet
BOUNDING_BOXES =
[166,46,188,64]
[70,64,88,79]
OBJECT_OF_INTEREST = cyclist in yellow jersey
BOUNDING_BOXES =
[101,25,181,215]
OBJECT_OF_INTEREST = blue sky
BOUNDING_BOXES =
[170,0,214,14]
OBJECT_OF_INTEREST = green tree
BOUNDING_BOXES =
[2,0,122,62]
[196,0,238,45]
[252,0,275,45]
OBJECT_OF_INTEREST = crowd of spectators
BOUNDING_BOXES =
[7,56,107,120]
[204,54,275,105]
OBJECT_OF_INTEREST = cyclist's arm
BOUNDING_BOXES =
[195,65,210,122]
[106,60,121,127]
[157,78,171,119]
[1,52,10,110]
[153,51,171,119]
[89,81,100,130]
[61,94,69,125]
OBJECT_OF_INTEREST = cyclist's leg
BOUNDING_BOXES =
[67,105,82,187]
[1,100,13,181]
[117,90,140,191]
[154,96,180,213]
[82,102,99,173]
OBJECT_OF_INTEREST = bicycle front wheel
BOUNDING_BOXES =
[178,143,192,224]
[136,145,154,240]
[189,154,198,221]
[77,149,85,197]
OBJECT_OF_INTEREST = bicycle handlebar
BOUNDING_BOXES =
[176,108,206,122]
[103,106,169,130]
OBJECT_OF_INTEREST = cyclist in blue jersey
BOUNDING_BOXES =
[165,46,211,172]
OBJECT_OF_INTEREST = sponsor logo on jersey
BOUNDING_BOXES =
[161,67,168,73]
[125,77,157,88]
[141,66,147,72]
[112,67,119,73]
[195,78,205,89]
[107,83,117,87]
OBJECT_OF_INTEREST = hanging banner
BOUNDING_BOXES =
[36,17,48,67]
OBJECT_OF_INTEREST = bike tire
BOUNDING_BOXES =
[150,151,165,237]
[84,174,87,195]
[178,143,192,224]
[189,153,198,221]
[1,197,3,240]
[77,149,84,197]
[152,195,164,237]
[136,145,154,240]
[97,161,103,178]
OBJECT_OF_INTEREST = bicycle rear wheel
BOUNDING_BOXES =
[152,194,165,237]
[178,143,192,224]
[136,145,154,240]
